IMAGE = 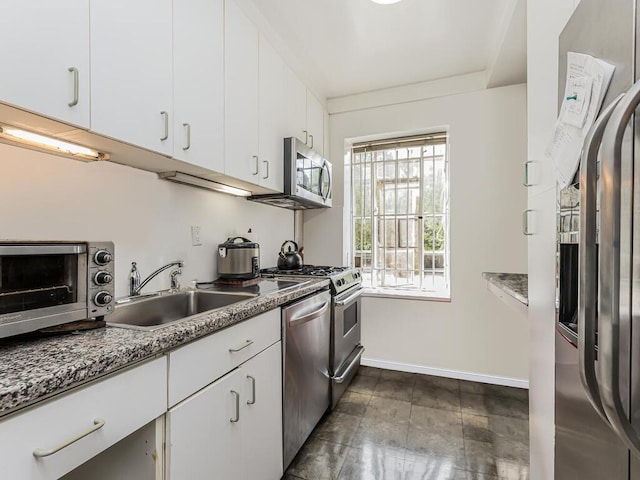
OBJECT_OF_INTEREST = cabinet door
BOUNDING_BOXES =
[0,0,90,128]
[242,342,283,480]
[173,0,224,171]
[282,65,307,147]
[224,0,260,185]
[90,0,173,155]
[167,369,243,480]
[306,91,324,155]
[259,35,285,193]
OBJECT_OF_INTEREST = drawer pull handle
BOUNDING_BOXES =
[230,390,240,423]
[247,375,256,405]
[229,340,253,353]
[68,66,79,107]
[33,418,105,458]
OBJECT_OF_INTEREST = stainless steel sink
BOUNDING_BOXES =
[107,290,257,331]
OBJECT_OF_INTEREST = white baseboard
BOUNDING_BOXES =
[361,357,529,389]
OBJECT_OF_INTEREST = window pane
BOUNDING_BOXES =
[424,145,433,156]
[398,160,409,179]
[397,188,408,214]
[435,144,446,156]
[385,188,396,214]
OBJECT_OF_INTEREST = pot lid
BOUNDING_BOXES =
[219,236,259,249]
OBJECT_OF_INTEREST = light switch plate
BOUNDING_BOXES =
[191,225,202,246]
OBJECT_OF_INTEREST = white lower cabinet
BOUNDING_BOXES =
[167,341,282,480]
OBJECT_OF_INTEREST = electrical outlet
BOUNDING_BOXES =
[191,225,202,246]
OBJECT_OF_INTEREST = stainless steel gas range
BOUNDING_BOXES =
[261,265,364,409]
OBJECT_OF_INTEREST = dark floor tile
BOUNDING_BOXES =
[313,412,362,445]
[337,445,404,480]
[462,414,494,443]
[287,437,350,480]
[351,420,409,455]
[485,396,528,420]
[459,380,487,395]
[374,378,415,402]
[380,369,417,385]
[415,375,460,392]
[412,384,461,412]
[487,416,528,445]
[409,404,464,436]
[494,459,529,480]
[464,439,498,476]
[336,391,372,417]
[404,434,466,470]
[458,381,528,402]
[282,474,306,480]
[461,392,490,417]
[402,455,464,480]
[358,366,383,378]
[363,396,413,426]
[349,374,380,395]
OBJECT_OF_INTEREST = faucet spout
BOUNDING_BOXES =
[129,260,184,296]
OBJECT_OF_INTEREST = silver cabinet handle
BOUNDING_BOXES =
[262,160,269,179]
[252,155,259,175]
[289,301,329,327]
[160,111,169,141]
[309,134,314,149]
[522,210,534,236]
[228,339,253,352]
[599,80,640,455]
[230,390,240,422]
[247,375,256,405]
[303,130,308,145]
[333,346,365,384]
[33,418,105,458]
[523,161,534,187]
[68,67,79,107]
[578,94,623,425]
[182,123,191,151]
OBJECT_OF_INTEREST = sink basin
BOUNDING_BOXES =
[107,290,257,331]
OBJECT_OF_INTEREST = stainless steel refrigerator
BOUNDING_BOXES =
[555,0,640,477]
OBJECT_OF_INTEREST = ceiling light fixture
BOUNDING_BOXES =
[158,172,252,197]
[0,125,108,161]
[370,0,402,4]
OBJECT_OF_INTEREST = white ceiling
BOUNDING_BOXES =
[244,0,527,100]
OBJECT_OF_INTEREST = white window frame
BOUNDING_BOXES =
[350,133,450,300]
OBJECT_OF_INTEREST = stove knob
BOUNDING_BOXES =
[94,271,113,285]
[94,291,113,306]
[94,250,112,266]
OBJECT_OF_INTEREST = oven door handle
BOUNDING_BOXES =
[288,301,329,327]
[333,346,365,384]
[335,288,363,307]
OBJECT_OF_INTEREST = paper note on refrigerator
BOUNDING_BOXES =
[546,52,616,188]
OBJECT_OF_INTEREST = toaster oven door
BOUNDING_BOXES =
[0,244,88,336]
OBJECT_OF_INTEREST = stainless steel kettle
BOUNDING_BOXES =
[277,240,303,270]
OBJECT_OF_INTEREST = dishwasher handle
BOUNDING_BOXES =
[288,301,329,327]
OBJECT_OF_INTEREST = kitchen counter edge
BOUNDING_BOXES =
[481,272,528,306]
[0,278,330,417]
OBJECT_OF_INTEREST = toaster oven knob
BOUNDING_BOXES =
[94,291,113,307]
[94,250,113,266]
[94,271,113,285]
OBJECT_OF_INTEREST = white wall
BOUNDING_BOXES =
[526,0,578,478]
[0,143,293,298]
[308,83,529,383]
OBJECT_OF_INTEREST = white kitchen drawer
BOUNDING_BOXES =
[0,356,167,480]
[168,309,280,406]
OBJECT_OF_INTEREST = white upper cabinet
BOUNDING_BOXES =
[306,90,325,156]
[224,0,260,185]
[90,0,173,156]
[282,65,308,146]
[173,0,224,171]
[0,0,90,129]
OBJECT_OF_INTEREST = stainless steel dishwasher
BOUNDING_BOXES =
[282,289,331,470]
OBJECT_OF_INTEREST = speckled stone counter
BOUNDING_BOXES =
[482,272,528,306]
[0,278,329,417]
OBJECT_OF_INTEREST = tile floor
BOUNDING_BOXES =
[283,367,529,480]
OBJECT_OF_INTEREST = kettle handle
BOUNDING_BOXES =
[280,240,299,253]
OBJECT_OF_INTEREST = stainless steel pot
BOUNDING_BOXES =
[217,237,260,279]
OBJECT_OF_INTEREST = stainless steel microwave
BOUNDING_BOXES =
[0,241,115,338]
[248,137,332,210]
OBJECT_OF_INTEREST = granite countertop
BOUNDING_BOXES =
[482,272,528,306]
[0,278,329,417]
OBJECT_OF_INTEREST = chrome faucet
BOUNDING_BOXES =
[129,260,184,296]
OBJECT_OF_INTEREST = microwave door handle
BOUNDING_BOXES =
[320,161,332,201]
[578,93,623,424]
[599,80,640,455]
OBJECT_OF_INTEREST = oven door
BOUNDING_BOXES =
[0,244,88,337]
[331,287,364,409]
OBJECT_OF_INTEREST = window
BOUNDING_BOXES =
[351,133,450,298]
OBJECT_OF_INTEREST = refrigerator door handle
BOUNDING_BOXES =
[599,80,640,456]
[578,93,624,424]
